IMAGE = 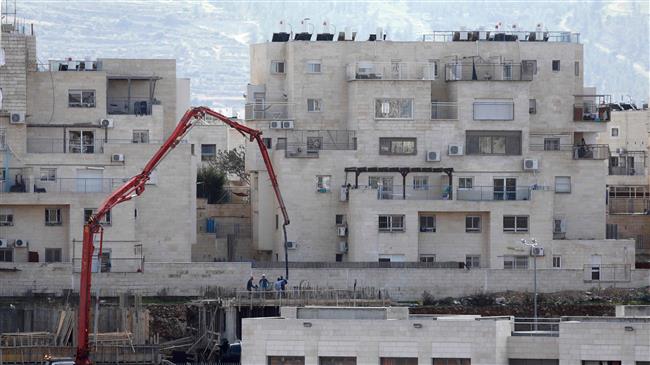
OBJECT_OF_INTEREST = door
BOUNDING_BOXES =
[76,169,103,193]
[379,177,394,199]
[494,178,516,200]
[591,255,602,281]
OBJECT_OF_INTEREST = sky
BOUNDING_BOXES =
[3,0,649,112]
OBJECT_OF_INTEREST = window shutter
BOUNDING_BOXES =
[505,134,521,155]
[466,135,480,154]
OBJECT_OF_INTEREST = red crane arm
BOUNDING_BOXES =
[75,106,290,365]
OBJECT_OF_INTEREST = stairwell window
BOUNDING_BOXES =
[529,99,537,114]
[45,208,62,226]
[270,60,285,74]
[503,215,528,232]
[306,60,321,73]
[375,98,413,119]
[68,89,96,108]
[379,214,405,232]
[307,98,322,112]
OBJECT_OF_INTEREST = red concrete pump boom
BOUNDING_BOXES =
[75,107,290,365]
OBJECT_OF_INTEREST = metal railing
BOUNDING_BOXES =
[609,151,646,176]
[346,62,442,81]
[244,102,294,120]
[512,318,560,336]
[48,59,99,71]
[583,264,631,283]
[107,97,154,115]
[445,62,533,81]
[277,130,357,157]
[573,103,611,122]
[456,186,531,201]
[421,30,579,43]
[235,288,390,307]
[26,138,162,153]
[572,144,610,160]
[608,198,650,214]
[34,178,126,193]
[377,185,451,200]
[431,102,458,120]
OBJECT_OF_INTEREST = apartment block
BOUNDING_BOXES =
[241,306,650,365]
[0,23,196,270]
[244,27,635,272]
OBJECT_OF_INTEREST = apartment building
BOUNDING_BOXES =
[241,306,650,365]
[597,107,650,266]
[244,26,635,271]
[0,23,196,270]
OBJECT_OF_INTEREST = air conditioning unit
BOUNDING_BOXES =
[0,239,7,248]
[338,241,349,253]
[523,158,539,171]
[426,151,441,162]
[531,247,544,257]
[448,144,464,156]
[286,241,297,250]
[99,118,114,128]
[269,121,281,129]
[14,239,27,248]
[10,112,25,124]
[111,153,125,162]
[337,226,347,237]
[281,120,294,129]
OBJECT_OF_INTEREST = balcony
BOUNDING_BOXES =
[244,102,294,121]
[346,62,440,81]
[573,95,611,122]
[430,102,458,120]
[377,185,451,200]
[572,144,609,160]
[1,176,123,194]
[26,138,161,154]
[445,62,534,81]
[107,97,155,116]
[456,186,531,201]
[276,130,356,158]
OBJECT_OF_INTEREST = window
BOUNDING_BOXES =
[335,214,344,225]
[132,130,149,143]
[413,176,428,190]
[449,62,462,80]
[375,98,413,119]
[434,359,471,365]
[263,137,272,149]
[201,144,216,161]
[544,138,560,151]
[380,358,417,365]
[553,216,566,239]
[40,168,57,181]
[306,60,321,73]
[379,137,417,155]
[493,177,518,200]
[574,61,580,76]
[0,211,13,226]
[45,248,62,263]
[465,216,481,232]
[465,256,480,269]
[553,255,562,268]
[473,100,514,120]
[307,98,322,112]
[503,62,513,80]
[84,208,111,225]
[511,360,558,365]
[555,176,571,193]
[68,130,95,153]
[503,215,528,232]
[611,127,619,137]
[458,177,473,190]
[379,214,405,232]
[270,60,285,74]
[275,214,279,230]
[319,357,356,365]
[68,89,95,107]
[45,208,62,226]
[316,175,331,192]
[529,99,536,114]
[0,249,12,262]
[268,356,305,365]
[0,128,5,150]
[425,59,439,80]
[466,131,521,155]
[420,255,436,263]
[552,60,560,72]
[504,255,529,269]
[419,215,435,232]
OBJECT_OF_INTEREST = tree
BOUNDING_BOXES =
[209,145,249,184]
[197,166,226,204]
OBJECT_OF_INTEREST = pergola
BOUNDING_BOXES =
[344,167,454,199]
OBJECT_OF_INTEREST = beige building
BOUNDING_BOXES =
[242,306,650,365]
[0,23,196,270]
[244,27,634,271]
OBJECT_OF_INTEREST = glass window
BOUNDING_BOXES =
[0,249,13,262]
[45,208,62,226]
[553,255,562,268]
[458,177,473,190]
[83,208,111,225]
[413,176,428,190]
[466,131,521,155]
[465,256,480,268]
[270,60,285,74]
[307,98,322,112]
[375,98,413,119]
[380,358,417,365]
[465,216,481,232]
[473,101,514,120]
[201,144,216,161]
[0,211,14,226]
[45,248,62,263]
[132,130,150,143]
[503,215,528,232]
[522,60,537,75]
[40,168,57,181]
[263,137,272,149]
[68,89,95,107]
[335,214,344,225]
[555,176,571,193]
[420,255,436,263]
[529,99,536,114]
[379,137,417,155]
[574,61,580,76]
[544,138,560,151]
[68,130,95,153]
[379,214,405,232]
[434,359,471,365]
[268,356,305,365]
[611,128,619,137]
[419,215,435,232]
[503,63,513,80]
[504,255,529,269]
[306,60,322,73]
[317,175,331,192]
[552,60,560,71]
[319,357,356,365]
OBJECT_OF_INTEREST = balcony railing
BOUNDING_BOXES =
[377,185,451,200]
[34,178,124,193]
[346,62,441,81]
[573,103,611,122]
[445,62,533,81]
[277,130,357,158]
[431,102,458,120]
[244,102,294,120]
[456,186,531,201]
[107,97,154,115]
[583,264,631,283]
[609,151,646,176]
[572,144,609,160]
[608,198,650,215]
[422,30,579,43]
[26,138,161,153]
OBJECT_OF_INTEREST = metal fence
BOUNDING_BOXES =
[234,288,391,307]
[346,62,441,81]
[107,97,153,115]
[608,198,650,214]
[244,102,293,120]
[421,30,579,43]
[34,178,125,193]
[377,185,450,200]
[431,102,458,120]
[583,264,631,283]
[573,144,610,160]
[26,138,162,153]
[512,318,560,336]
[445,62,533,81]
[456,186,531,201]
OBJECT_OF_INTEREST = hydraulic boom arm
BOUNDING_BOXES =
[75,107,290,365]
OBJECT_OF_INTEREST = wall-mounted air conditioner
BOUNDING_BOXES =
[281,120,294,129]
[448,144,464,156]
[531,247,544,257]
[10,112,25,124]
[100,118,114,128]
[111,153,125,162]
[269,121,282,129]
[286,241,297,250]
[338,241,348,253]
[14,239,27,248]
[0,239,7,248]
[337,226,347,237]
[523,158,539,171]
[426,151,441,162]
